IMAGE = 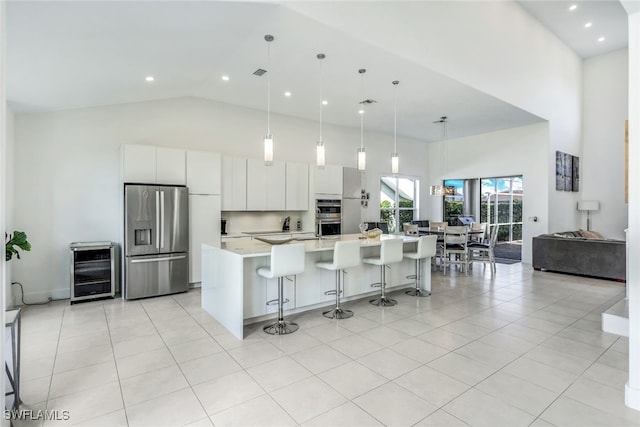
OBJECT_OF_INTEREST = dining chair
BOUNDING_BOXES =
[403,223,419,236]
[469,224,500,273]
[469,222,487,243]
[443,226,469,275]
[429,222,447,269]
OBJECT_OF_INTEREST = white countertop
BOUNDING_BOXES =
[216,233,418,258]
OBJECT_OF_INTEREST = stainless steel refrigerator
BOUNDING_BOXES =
[124,184,189,299]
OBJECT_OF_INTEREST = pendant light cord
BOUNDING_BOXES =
[393,81,398,153]
[319,54,323,142]
[266,40,271,136]
[359,69,366,150]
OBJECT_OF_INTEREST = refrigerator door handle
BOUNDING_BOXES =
[130,255,187,264]
[160,190,165,249]
[155,190,160,250]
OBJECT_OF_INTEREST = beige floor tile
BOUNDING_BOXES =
[192,370,265,415]
[455,341,520,369]
[394,365,470,407]
[417,328,474,351]
[540,396,634,427]
[179,352,242,386]
[414,409,470,426]
[318,361,388,399]
[53,344,114,374]
[20,376,51,406]
[328,334,383,359]
[209,394,296,427]
[112,333,165,359]
[246,356,313,392]
[269,376,347,424]
[353,382,437,426]
[46,382,123,426]
[385,317,437,336]
[356,348,421,379]
[524,346,593,375]
[120,364,189,407]
[116,347,176,379]
[390,337,449,364]
[49,360,118,399]
[501,357,577,393]
[167,336,223,363]
[302,401,384,427]
[428,352,497,386]
[360,325,412,347]
[265,331,323,354]
[125,388,207,427]
[563,376,640,424]
[72,409,128,427]
[289,344,351,374]
[227,339,285,368]
[444,388,535,427]
[302,322,355,343]
[475,371,559,416]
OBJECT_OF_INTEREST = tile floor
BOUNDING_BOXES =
[14,262,639,426]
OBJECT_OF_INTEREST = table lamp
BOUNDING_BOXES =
[577,200,600,231]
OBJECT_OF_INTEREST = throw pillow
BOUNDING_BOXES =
[579,229,605,239]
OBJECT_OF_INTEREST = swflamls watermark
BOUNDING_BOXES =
[4,409,71,421]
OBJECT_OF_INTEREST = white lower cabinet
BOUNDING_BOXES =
[189,194,220,284]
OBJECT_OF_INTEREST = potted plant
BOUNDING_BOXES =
[5,231,31,261]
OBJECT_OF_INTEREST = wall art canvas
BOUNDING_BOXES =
[555,151,579,192]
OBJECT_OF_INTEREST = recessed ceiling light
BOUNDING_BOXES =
[569,4,577,11]
[145,76,154,82]
[322,100,328,105]
[598,36,606,42]
[584,22,592,28]
[284,91,292,97]
[358,109,364,115]
[221,75,230,81]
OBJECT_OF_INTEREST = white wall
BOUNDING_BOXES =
[581,48,629,240]
[5,109,14,307]
[12,96,429,300]
[425,122,549,264]
[287,1,583,233]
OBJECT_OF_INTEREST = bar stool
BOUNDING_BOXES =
[257,243,306,335]
[363,238,404,306]
[404,235,437,297]
[316,240,361,319]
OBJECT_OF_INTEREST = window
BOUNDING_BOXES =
[443,179,463,224]
[380,176,418,233]
[480,176,523,242]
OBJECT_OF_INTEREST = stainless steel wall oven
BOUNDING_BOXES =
[316,199,342,237]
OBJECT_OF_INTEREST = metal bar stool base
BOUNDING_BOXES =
[323,308,354,319]
[263,320,299,335]
[405,288,431,297]
[369,297,397,306]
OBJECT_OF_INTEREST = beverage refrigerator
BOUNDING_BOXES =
[124,184,189,299]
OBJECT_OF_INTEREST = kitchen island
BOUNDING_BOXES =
[202,234,431,339]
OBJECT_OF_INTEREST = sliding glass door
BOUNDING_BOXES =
[480,176,523,242]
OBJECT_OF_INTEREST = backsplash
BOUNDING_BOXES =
[221,210,315,234]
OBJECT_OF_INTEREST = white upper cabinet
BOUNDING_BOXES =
[186,150,221,195]
[221,156,247,211]
[313,164,343,196]
[246,159,285,211]
[285,162,309,211]
[122,145,186,185]
[156,147,186,185]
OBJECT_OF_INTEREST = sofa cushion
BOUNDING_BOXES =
[579,229,605,239]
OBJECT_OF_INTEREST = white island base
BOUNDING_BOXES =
[202,234,431,339]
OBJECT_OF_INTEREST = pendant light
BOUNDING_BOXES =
[391,80,400,175]
[316,53,326,169]
[263,34,275,166]
[430,116,451,196]
[357,68,367,173]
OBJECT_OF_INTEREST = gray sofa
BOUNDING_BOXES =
[532,232,626,281]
